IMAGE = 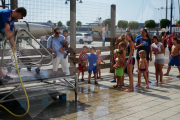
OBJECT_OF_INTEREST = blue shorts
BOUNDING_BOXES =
[88,66,97,73]
[168,55,180,66]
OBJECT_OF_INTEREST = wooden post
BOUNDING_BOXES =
[10,0,18,22]
[70,0,76,74]
[110,4,116,73]
[10,0,18,9]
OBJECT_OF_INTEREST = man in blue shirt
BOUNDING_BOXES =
[47,27,70,77]
[0,7,27,81]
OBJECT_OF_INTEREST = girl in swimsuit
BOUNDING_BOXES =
[136,50,149,88]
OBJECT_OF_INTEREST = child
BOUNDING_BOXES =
[113,49,124,88]
[110,41,120,83]
[60,29,70,58]
[87,47,98,84]
[136,50,149,88]
[119,42,126,86]
[78,46,88,81]
[164,38,180,78]
[96,49,105,79]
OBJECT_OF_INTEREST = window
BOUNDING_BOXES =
[84,34,91,36]
[76,34,82,36]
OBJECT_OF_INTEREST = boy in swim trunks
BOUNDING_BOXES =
[87,47,98,84]
[96,49,105,79]
[113,49,124,88]
[119,42,126,86]
[164,38,180,78]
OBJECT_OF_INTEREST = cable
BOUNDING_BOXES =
[0,47,30,117]
[136,0,145,20]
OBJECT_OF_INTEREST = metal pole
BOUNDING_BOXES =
[70,0,76,74]
[170,0,173,34]
[166,0,168,19]
[110,4,116,73]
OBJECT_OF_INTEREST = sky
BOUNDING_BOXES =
[15,0,180,25]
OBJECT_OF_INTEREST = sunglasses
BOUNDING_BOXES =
[56,32,60,34]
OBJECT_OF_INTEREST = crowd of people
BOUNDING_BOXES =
[0,7,179,93]
[77,28,180,92]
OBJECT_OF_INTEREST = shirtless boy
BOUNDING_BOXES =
[96,49,105,79]
[164,38,180,77]
[113,50,124,88]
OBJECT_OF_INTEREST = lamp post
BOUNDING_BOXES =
[65,0,83,4]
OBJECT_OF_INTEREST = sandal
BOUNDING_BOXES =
[113,85,118,88]
[117,85,122,89]
[176,75,180,78]
[0,77,8,82]
[4,75,13,80]
[135,84,141,87]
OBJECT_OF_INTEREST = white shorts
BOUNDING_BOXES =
[154,59,164,64]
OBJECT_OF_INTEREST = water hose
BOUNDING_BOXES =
[0,47,30,117]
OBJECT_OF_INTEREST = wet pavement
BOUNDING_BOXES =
[0,64,180,120]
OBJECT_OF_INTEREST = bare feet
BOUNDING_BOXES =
[158,82,162,84]
[155,81,158,84]
[124,88,134,92]
[164,73,169,76]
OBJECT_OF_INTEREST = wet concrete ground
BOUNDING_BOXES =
[0,64,180,120]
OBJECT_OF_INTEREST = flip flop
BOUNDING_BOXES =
[0,77,8,82]
[3,75,13,80]
[176,75,180,78]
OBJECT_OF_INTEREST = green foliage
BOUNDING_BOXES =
[76,21,82,26]
[160,19,170,28]
[66,20,70,26]
[47,20,52,23]
[177,20,180,27]
[104,19,111,27]
[128,21,139,29]
[117,20,128,28]
[144,20,156,28]
[57,21,63,27]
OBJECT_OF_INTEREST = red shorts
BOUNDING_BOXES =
[78,64,85,71]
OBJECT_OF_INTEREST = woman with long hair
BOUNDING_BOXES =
[124,32,135,92]
[161,32,167,54]
[135,28,152,83]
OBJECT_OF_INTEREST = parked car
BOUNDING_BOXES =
[76,33,93,44]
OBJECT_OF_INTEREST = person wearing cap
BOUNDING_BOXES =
[0,7,27,82]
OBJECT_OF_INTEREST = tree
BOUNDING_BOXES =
[66,20,70,26]
[128,21,139,30]
[117,20,128,28]
[47,20,52,23]
[76,21,82,26]
[104,18,111,27]
[177,20,180,27]
[160,19,170,28]
[57,21,63,27]
[144,20,156,29]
